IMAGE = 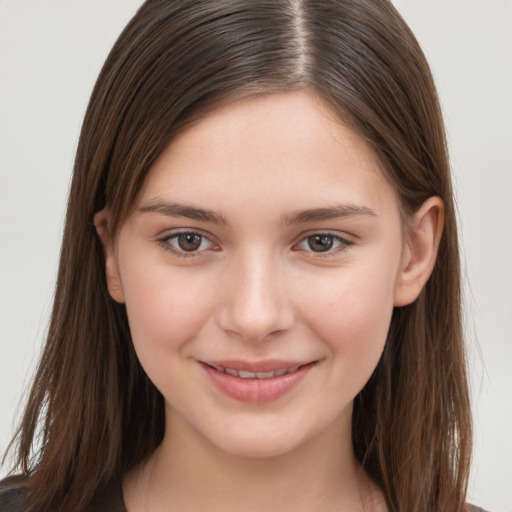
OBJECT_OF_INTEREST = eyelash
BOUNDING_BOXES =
[295,233,354,257]
[157,231,353,258]
[157,230,216,258]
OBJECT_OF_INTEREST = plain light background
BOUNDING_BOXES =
[1,1,511,510]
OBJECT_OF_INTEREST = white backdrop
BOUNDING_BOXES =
[0,1,511,510]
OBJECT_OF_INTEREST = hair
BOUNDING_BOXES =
[3,1,471,511]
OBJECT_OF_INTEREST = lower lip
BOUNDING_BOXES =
[200,362,316,404]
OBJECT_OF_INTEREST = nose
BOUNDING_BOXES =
[216,251,295,343]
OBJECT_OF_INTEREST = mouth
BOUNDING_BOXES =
[206,363,304,380]
[199,360,318,403]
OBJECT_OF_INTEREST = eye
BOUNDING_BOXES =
[159,231,215,256]
[297,233,353,254]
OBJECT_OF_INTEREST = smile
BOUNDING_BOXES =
[199,360,318,403]
[210,365,301,379]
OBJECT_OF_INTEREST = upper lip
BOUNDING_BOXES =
[200,359,315,373]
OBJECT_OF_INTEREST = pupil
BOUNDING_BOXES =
[308,235,333,252]
[178,233,202,251]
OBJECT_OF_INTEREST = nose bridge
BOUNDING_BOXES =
[218,247,294,343]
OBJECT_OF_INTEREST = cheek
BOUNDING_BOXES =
[119,260,217,362]
[294,271,394,404]
[294,262,397,367]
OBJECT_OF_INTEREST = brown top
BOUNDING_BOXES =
[0,476,491,512]
[86,481,126,511]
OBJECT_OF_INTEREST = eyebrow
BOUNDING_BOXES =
[282,204,377,225]
[140,200,376,226]
[139,200,230,226]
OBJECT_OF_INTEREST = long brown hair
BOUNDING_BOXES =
[4,1,471,510]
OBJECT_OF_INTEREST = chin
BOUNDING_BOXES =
[214,432,304,460]
[200,412,340,461]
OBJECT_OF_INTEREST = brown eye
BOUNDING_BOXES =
[296,233,353,255]
[159,231,215,257]
[307,235,334,252]
[177,233,203,252]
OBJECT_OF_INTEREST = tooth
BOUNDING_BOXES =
[238,370,257,379]
[286,365,300,374]
[256,371,275,379]
[225,368,238,376]
[214,366,224,372]
[274,368,287,377]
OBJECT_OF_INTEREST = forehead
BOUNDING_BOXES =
[136,91,397,217]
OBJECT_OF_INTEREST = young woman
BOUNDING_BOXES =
[1,0,483,511]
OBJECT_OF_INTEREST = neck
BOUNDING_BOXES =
[124,407,384,512]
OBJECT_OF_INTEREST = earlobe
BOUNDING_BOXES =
[394,196,444,307]
[94,209,125,303]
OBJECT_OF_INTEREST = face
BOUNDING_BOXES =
[104,92,411,459]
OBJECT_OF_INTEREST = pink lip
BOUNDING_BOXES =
[199,360,317,404]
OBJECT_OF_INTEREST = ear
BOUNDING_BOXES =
[394,196,444,307]
[94,208,125,303]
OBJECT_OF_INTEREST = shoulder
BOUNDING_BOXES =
[466,505,491,512]
[85,480,126,512]
[0,476,26,512]
[0,476,126,512]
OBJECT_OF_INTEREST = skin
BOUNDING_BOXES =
[96,91,443,512]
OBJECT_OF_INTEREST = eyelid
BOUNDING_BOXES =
[157,228,219,257]
[155,228,354,259]
[293,231,354,255]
